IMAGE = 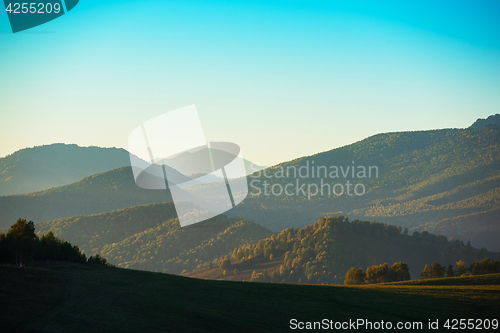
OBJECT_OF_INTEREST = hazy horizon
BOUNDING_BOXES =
[0,114,493,163]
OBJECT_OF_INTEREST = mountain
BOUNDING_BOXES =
[0,167,173,228]
[469,114,500,129]
[0,143,131,196]
[2,264,499,333]
[184,216,500,283]
[33,202,273,274]
[215,125,500,251]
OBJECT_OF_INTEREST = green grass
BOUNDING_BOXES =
[1,264,499,332]
[387,273,500,286]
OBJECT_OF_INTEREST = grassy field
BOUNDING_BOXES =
[1,264,499,332]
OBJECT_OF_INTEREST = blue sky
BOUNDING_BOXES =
[1,0,499,165]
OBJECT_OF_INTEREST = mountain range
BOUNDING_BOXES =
[225,125,500,251]
[1,116,499,252]
[0,143,265,196]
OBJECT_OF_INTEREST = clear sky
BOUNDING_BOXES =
[1,0,499,166]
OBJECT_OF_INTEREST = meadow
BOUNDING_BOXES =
[1,263,498,332]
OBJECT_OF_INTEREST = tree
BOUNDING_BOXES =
[344,267,364,285]
[365,262,410,284]
[446,264,454,277]
[365,263,389,283]
[365,265,379,284]
[455,260,467,276]
[233,248,238,260]
[219,255,231,270]
[469,258,500,275]
[87,254,107,265]
[403,228,408,235]
[389,262,411,282]
[430,262,445,278]
[39,231,59,260]
[421,265,430,279]
[7,219,37,267]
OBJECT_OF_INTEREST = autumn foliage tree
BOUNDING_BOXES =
[219,255,231,270]
[344,267,364,285]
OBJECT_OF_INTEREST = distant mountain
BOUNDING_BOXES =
[185,125,500,251]
[469,114,500,129]
[0,167,173,228]
[0,142,264,194]
[0,143,131,196]
[34,202,273,274]
[164,146,266,178]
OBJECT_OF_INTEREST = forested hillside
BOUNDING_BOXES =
[186,216,500,283]
[0,143,131,196]
[221,125,500,251]
[34,202,273,274]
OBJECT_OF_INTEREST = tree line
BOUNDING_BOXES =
[421,259,500,279]
[344,258,500,285]
[0,218,109,267]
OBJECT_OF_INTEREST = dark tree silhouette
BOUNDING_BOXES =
[7,219,37,267]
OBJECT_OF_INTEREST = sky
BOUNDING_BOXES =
[0,0,499,166]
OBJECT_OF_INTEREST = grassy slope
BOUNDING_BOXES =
[1,264,499,333]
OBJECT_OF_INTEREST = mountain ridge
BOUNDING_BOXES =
[0,143,131,196]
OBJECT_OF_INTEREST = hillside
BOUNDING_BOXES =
[33,202,273,274]
[184,216,500,283]
[0,167,172,228]
[220,125,500,251]
[0,143,131,196]
[2,263,499,333]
